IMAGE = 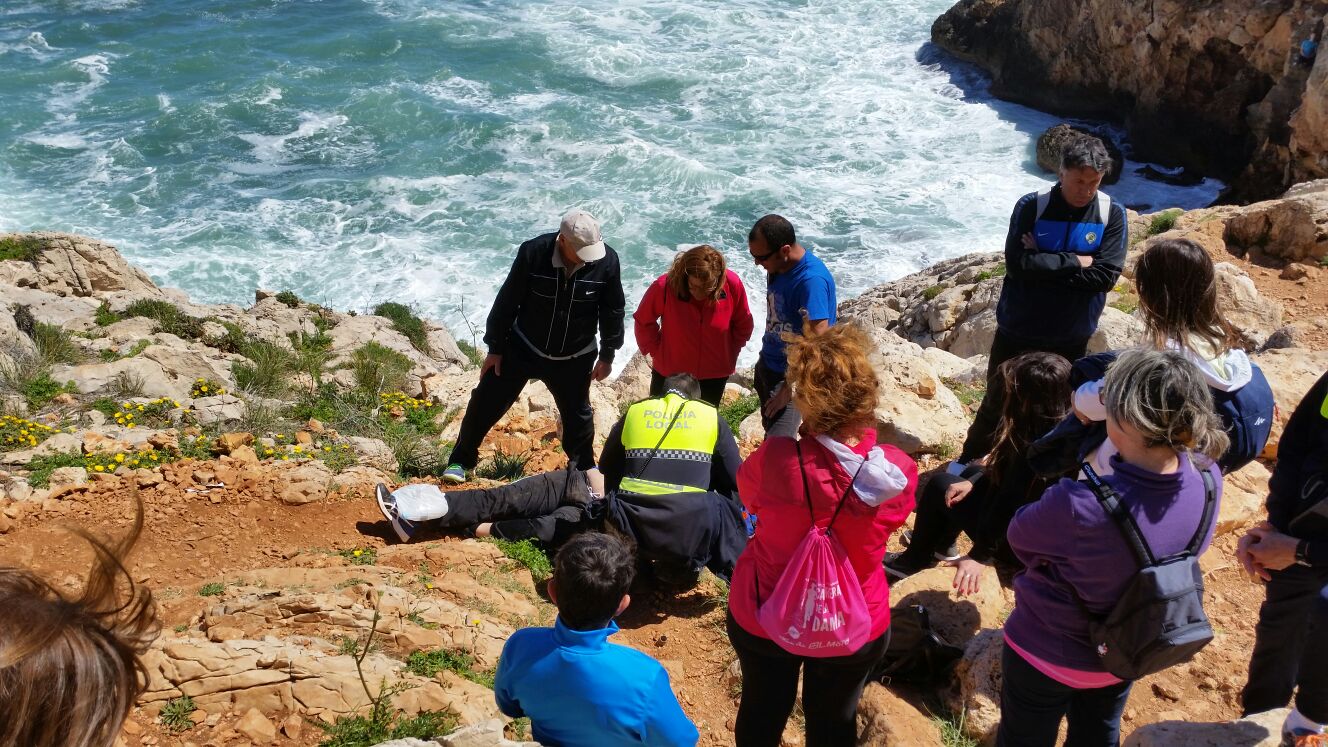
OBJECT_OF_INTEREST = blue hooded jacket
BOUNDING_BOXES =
[495,618,699,747]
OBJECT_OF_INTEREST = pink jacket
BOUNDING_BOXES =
[728,430,917,643]
[632,270,754,381]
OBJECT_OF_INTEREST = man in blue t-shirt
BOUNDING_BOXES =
[747,214,837,434]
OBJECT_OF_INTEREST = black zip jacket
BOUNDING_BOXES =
[997,185,1127,345]
[483,232,626,363]
[1267,371,1328,565]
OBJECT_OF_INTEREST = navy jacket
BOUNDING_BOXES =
[485,232,626,363]
[996,185,1127,345]
[1268,371,1328,564]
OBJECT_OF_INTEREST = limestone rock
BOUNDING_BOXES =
[437,718,542,747]
[330,466,392,498]
[1218,461,1274,535]
[1224,184,1328,264]
[191,395,247,426]
[344,436,399,475]
[0,232,165,298]
[47,466,88,489]
[856,684,941,747]
[1122,707,1288,746]
[945,628,1004,746]
[738,410,764,445]
[1087,306,1144,354]
[234,708,277,744]
[1036,124,1124,184]
[612,351,654,405]
[1252,347,1328,458]
[888,566,1006,647]
[276,461,333,505]
[1212,263,1283,350]
[867,332,970,455]
[0,433,81,467]
[216,432,254,454]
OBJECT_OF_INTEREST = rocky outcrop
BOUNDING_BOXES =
[1036,123,1124,184]
[931,0,1328,202]
[1122,707,1288,747]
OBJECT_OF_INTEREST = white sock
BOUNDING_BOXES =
[1284,707,1325,734]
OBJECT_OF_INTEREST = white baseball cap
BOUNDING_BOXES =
[559,209,606,262]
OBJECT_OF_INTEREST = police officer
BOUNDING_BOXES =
[600,372,747,584]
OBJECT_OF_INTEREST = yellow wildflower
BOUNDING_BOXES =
[115,453,125,462]
[94,465,104,472]
[353,549,363,557]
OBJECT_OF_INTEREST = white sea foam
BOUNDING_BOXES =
[157,93,174,112]
[255,86,282,105]
[23,133,90,150]
[237,111,349,164]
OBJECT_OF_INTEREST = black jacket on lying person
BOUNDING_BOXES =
[483,231,626,363]
[1267,371,1328,565]
[599,393,747,580]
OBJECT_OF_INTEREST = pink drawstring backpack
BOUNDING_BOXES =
[756,441,872,657]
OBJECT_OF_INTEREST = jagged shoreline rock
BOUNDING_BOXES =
[931,0,1328,202]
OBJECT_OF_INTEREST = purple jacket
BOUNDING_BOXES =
[1003,454,1223,671]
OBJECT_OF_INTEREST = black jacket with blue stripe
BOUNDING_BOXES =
[995,184,1127,345]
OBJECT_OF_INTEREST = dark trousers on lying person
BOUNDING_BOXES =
[896,465,987,566]
[447,337,597,471]
[997,644,1132,747]
[1242,563,1328,723]
[426,468,596,546]
[727,612,889,747]
[959,330,1089,464]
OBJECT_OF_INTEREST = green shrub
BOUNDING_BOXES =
[405,649,495,688]
[19,371,75,410]
[719,394,759,436]
[456,339,484,369]
[159,694,197,734]
[352,342,412,396]
[942,378,986,413]
[317,710,456,747]
[476,449,530,482]
[94,302,121,327]
[1147,208,1183,236]
[233,338,293,397]
[122,299,206,339]
[291,329,334,385]
[0,236,43,262]
[23,451,86,487]
[206,320,248,354]
[99,339,150,363]
[1,415,60,452]
[921,284,945,301]
[275,290,302,308]
[32,323,84,366]
[373,302,432,354]
[487,538,552,583]
[974,262,1006,282]
[198,582,225,597]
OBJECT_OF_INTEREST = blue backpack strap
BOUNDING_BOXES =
[1081,462,1157,567]
[1185,467,1218,556]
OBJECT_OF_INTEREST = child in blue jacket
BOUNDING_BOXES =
[494,533,699,747]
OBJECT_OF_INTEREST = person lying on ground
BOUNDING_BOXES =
[495,532,699,747]
[377,372,748,581]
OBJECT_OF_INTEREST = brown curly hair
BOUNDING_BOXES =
[785,322,879,439]
[665,244,726,302]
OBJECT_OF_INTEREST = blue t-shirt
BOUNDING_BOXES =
[495,618,699,747]
[759,250,837,373]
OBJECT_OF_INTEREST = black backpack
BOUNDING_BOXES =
[1074,462,1217,680]
[871,604,965,686]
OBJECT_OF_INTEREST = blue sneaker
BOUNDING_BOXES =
[375,483,417,543]
[441,464,466,484]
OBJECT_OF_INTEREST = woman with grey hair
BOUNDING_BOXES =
[996,348,1227,746]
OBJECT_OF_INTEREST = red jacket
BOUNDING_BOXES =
[632,270,754,380]
[728,430,917,643]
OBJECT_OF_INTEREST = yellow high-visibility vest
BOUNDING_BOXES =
[617,392,719,496]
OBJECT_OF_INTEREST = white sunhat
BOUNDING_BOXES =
[559,209,607,262]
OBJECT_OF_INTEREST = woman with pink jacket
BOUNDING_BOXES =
[727,323,918,746]
[633,244,754,407]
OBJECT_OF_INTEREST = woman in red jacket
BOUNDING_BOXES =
[633,244,754,407]
[727,323,918,747]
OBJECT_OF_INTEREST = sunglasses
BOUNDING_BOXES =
[751,245,780,263]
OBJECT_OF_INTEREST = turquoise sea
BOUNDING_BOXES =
[0,0,1222,362]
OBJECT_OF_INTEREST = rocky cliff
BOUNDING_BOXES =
[931,0,1328,202]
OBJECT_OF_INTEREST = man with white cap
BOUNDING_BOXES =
[442,210,626,483]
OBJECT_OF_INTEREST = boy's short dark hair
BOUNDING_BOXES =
[553,533,635,630]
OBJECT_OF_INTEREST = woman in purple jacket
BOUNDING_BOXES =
[998,348,1229,746]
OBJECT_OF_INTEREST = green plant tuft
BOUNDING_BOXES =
[275,290,302,308]
[159,694,197,734]
[0,235,44,263]
[21,452,85,487]
[340,547,378,566]
[233,338,293,397]
[719,394,759,436]
[94,302,121,327]
[405,649,495,688]
[197,582,225,597]
[122,299,206,339]
[921,284,945,301]
[32,323,84,366]
[1147,208,1183,237]
[476,448,531,482]
[317,710,456,747]
[352,342,413,396]
[373,302,432,355]
[974,262,1006,282]
[456,339,484,369]
[486,538,552,583]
